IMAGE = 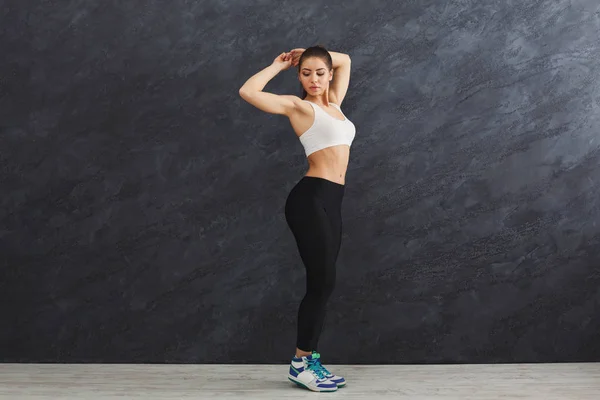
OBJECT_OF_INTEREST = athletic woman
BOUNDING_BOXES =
[239,45,354,392]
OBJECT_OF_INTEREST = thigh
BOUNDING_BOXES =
[324,204,343,262]
[286,196,337,277]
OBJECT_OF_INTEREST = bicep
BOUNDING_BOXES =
[329,57,351,106]
[239,91,299,116]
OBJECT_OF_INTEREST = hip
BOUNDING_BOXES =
[286,176,345,212]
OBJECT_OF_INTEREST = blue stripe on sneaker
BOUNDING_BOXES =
[317,380,337,388]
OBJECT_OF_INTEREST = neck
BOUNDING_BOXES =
[305,93,329,106]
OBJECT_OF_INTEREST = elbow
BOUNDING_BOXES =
[239,88,254,98]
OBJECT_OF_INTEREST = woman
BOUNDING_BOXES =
[239,45,354,392]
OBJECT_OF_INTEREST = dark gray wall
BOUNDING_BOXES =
[1,0,599,364]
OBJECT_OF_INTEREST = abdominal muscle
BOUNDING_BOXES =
[288,99,350,185]
[305,146,349,185]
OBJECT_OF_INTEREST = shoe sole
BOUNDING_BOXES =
[287,375,338,392]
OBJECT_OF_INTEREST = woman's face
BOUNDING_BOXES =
[299,57,332,95]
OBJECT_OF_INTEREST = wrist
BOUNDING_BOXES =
[270,63,284,72]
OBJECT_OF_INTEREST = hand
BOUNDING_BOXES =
[272,52,293,71]
[288,48,305,67]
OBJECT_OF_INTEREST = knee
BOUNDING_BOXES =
[308,270,336,298]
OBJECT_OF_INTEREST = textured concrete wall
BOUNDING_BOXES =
[1,0,599,363]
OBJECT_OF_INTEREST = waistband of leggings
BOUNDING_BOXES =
[301,176,345,189]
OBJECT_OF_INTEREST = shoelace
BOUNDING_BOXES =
[311,352,332,377]
[306,358,328,380]
[313,360,332,376]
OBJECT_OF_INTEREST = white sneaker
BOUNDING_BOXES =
[309,351,346,387]
[287,353,338,392]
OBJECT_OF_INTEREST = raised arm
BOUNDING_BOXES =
[328,52,351,105]
[239,63,298,116]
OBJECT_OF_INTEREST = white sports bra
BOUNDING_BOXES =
[298,100,356,157]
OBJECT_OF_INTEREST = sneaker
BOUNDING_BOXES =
[288,353,338,392]
[311,351,346,387]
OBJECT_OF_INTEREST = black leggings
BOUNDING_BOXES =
[285,176,345,352]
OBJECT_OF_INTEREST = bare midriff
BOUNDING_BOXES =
[305,145,349,185]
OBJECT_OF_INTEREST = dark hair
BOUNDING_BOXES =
[298,45,333,99]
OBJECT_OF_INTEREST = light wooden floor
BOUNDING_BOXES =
[0,363,598,399]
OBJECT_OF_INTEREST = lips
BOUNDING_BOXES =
[310,87,319,89]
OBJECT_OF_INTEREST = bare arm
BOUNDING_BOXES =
[238,63,297,116]
[328,51,351,69]
[239,64,283,94]
[237,50,351,114]
[329,53,351,105]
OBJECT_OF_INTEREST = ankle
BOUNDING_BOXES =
[295,348,312,358]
